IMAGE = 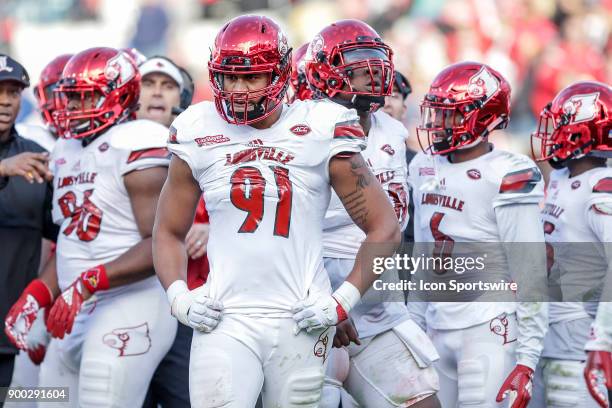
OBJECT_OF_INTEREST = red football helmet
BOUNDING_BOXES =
[531,81,612,167]
[289,43,314,102]
[54,47,140,140]
[303,19,393,112]
[208,15,292,125]
[34,54,73,134]
[417,61,511,155]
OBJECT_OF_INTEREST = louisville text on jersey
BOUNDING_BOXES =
[420,192,465,212]
[225,145,294,166]
[57,172,97,189]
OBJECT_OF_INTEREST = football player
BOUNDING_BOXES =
[16,54,73,153]
[6,54,72,393]
[303,20,441,408]
[288,42,314,103]
[407,61,548,408]
[152,15,401,408]
[530,81,612,408]
[4,47,177,406]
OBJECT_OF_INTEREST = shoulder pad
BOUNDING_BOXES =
[110,119,168,151]
[305,99,359,137]
[169,102,215,144]
[499,167,542,194]
[591,202,612,215]
[373,111,409,141]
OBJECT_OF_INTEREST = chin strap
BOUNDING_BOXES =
[331,94,385,113]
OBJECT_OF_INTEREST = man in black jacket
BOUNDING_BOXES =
[0,54,57,388]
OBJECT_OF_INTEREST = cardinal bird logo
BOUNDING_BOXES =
[489,313,517,345]
[103,322,151,357]
[313,329,330,362]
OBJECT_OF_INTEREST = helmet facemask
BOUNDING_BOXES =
[532,103,600,168]
[417,95,504,155]
[322,43,393,112]
[209,51,291,125]
[54,79,134,140]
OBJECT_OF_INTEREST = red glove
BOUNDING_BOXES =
[584,350,612,408]
[4,279,53,350]
[47,265,109,339]
[496,364,534,408]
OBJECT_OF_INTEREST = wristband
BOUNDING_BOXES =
[166,280,189,308]
[332,281,361,317]
[25,279,54,308]
[80,265,110,294]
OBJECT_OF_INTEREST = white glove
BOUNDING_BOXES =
[25,308,50,365]
[292,282,361,335]
[167,281,223,332]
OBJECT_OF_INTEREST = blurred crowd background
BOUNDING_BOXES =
[1,0,610,154]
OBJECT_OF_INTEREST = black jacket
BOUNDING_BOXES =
[0,127,58,354]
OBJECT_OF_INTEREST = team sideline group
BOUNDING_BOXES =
[0,13,611,408]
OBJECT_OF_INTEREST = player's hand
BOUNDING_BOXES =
[25,308,50,365]
[185,223,209,260]
[496,364,534,408]
[170,284,224,332]
[333,318,361,348]
[46,280,86,339]
[0,152,53,183]
[584,350,612,408]
[4,279,53,350]
[292,294,347,335]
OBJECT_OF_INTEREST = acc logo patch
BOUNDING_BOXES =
[103,323,151,357]
[98,142,109,152]
[571,180,581,190]
[381,144,395,156]
[467,169,481,180]
[290,124,311,136]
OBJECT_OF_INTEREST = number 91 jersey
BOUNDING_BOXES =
[168,100,366,316]
[50,120,171,292]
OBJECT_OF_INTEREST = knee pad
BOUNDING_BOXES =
[279,367,324,408]
[324,347,349,384]
[190,348,233,408]
[543,360,587,407]
[457,359,488,407]
[321,349,348,408]
[79,359,114,407]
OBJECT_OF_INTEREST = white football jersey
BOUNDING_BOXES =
[409,148,545,329]
[543,167,612,323]
[168,100,366,316]
[323,110,409,258]
[16,123,56,152]
[51,119,170,293]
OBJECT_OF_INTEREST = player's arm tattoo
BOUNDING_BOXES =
[338,153,374,228]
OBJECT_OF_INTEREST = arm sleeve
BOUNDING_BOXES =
[495,203,548,370]
[585,301,612,352]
